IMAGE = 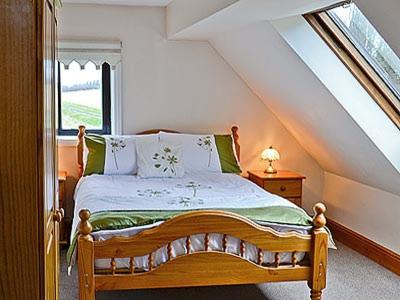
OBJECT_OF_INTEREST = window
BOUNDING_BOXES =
[305,3,400,129]
[58,61,111,135]
[327,3,400,99]
[57,40,122,137]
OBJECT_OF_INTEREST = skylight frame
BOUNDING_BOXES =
[304,7,400,130]
[326,3,400,100]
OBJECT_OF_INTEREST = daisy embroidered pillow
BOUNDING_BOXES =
[159,132,240,174]
[136,139,185,178]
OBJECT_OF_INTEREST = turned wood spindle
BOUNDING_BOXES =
[167,242,173,261]
[309,203,328,300]
[240,240,245,257]
[222,234,228,252]
[310,290,322,300]
[77,125,86,178]
[257,249,263,265]
[110,258,116,275]
[129,257,135,274]
[274,252,281,268]
[204,233,210,251]
[186,236,191,254]
[292,251,297,267]
[148,253,154,271]
[231,126,240,162]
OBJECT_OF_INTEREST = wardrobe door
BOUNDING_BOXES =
[0,1,42,299]
[43,1,61,299]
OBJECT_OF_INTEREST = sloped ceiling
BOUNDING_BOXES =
[167,0,340,39]
[165,0,400,196]
[62,0,172,6]
[210,20,400,196]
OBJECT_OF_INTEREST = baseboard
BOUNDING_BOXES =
[327,218,400,276]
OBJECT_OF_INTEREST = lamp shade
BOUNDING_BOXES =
[261,146,280,161]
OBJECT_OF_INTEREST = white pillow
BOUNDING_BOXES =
[159,132,222,173]
[136,139,185,178]
[103,136,136,175]
[102,134,158,175]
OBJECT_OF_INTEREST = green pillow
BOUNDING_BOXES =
[214,135,242,174]
[83,135,106,176]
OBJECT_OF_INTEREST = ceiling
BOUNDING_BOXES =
[165,0,400,196]
[62,0,173,6]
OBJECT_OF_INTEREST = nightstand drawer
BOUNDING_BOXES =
[263,180,302,197]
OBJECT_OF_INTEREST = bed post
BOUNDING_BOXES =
[77,125,86,178]
[231,126,240,162]
[78,209,95,300]
[308,203,328,300]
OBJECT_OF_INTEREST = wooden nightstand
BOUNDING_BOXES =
[58,171,68,245]
[247,170,306,207]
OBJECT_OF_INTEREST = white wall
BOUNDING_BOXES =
[210,14,400,253]
[166,0,340,40]
[324,172,400,254]
[211,20,400,196]
[58,4,325,213]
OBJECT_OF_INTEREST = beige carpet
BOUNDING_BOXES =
[60,242,400,300]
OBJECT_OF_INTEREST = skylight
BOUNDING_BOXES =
[327,3,400,100]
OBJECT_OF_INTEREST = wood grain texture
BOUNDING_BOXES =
[263,180,302,198]
[77,125,85,178]
[231,126,240,162]
[247,170,305,207]
[42,2,59,299]
[327,218,400,276]
[77,204,329,299]
[247,170,306,180]
[308,204,328,299]
[95,252,311,291]
[92,210,312,259]
[59,172,68,245]
[136,129,180,135]
[0,1,41,299]
[78,235,95,300]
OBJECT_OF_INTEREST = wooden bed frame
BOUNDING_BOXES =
[75,125,328,300]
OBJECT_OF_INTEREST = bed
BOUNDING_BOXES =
[73,126,330,300]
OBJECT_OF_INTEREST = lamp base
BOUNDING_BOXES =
[264,165,277,174]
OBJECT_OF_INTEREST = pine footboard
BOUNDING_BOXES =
[77,204,329,300]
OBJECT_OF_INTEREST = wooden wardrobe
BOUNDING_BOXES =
[0,1,61,299]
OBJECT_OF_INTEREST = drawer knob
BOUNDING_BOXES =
[280,185,287,192]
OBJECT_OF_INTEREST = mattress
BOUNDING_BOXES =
[71,172,313,269]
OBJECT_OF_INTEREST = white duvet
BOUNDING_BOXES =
[72,172,311,269]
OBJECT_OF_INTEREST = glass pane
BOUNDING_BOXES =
[60,61,103,130]
[328,3,400,98]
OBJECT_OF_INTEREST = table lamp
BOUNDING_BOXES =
[261,146,280,174]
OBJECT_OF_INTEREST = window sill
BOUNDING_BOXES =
[57,136,77,147]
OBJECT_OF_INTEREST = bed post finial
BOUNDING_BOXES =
[77,125,86,178]
[78,209,92,237]
[309,202,328,300]
[77,208,95,300]
[312,203,326,229]
[231,126,240,162]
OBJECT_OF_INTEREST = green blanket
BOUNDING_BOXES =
[67,206,313,266]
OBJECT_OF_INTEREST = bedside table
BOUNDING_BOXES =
[58,171,68,245]
[247,170,306,207]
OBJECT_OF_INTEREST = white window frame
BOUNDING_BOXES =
[57,40,123,146]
